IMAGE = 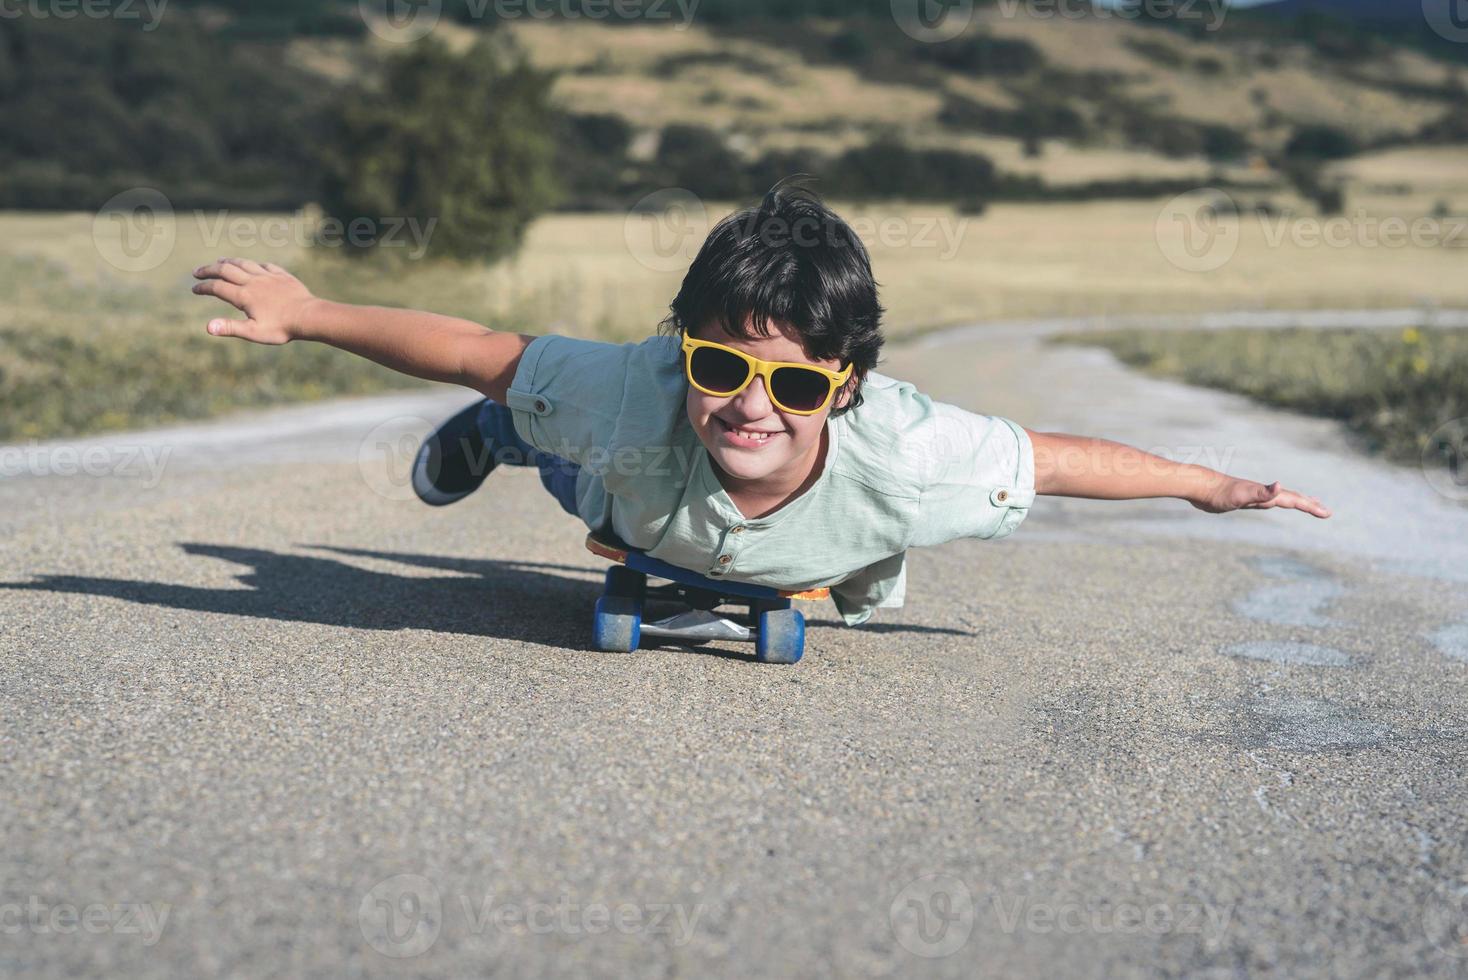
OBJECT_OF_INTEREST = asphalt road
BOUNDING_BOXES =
[3,317,1467,978]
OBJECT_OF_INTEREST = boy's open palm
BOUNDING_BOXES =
[192,257,313,345]
[1191,476,1332,518]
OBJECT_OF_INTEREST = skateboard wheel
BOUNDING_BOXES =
[604,565,646,600]
[755,607,804,664]
[593,596,642,652]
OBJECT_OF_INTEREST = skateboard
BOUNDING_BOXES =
[585,532,829,664]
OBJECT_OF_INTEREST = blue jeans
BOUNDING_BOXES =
[477,399,581,518]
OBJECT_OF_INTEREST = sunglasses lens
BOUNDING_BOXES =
[689,345,750,394]
[770,366,831,413]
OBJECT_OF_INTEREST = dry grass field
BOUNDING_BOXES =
[4,172,1467,439]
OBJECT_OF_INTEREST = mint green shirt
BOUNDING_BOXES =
[506,334,1035,626]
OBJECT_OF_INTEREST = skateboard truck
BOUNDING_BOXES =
[584,531,829,664]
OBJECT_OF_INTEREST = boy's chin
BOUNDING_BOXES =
[705,443,789,482]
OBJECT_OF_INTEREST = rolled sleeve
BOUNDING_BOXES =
[505,334,632,467]
[908,406,1036,548]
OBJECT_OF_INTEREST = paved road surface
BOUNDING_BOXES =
[3,317,1467,978]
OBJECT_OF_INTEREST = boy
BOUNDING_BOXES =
[191,185,1329,626]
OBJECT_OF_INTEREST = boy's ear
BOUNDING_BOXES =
[833,373,860,410]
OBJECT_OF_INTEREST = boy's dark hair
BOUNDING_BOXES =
[658,177,885,416]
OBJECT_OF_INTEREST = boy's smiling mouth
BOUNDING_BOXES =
[714,415,784,448]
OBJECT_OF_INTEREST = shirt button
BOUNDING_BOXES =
[717,554,732,565]
[730,525,746,535]
[996,489,1009,503]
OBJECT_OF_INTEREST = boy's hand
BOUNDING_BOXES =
[1189,475,1332,518]
[192,257,315,345]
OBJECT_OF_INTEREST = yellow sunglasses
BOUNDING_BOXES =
[681,336,853,416]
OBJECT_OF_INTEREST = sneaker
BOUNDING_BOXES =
[412,401,499,506]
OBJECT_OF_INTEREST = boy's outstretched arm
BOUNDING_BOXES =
[192,257,533,402]
[1024,429,1331,519]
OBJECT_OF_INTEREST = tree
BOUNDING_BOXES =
[1284,124,1358,162]
[318,36,560,262]
[654,124,749,200]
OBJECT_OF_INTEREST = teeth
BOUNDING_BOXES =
[729,424,771,441]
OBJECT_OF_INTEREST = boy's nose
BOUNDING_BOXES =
[728,374,775,420]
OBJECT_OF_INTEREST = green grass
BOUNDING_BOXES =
[1052,326,1468,463]
[0,252,451,442]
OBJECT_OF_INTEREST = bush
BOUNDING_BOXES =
[829,138,996,201]
[829,28,873,64]
[1200,124,1251,162]
[0,12,329,209]
[938,95,1087,141]
[654,124,749,199]
[555,113,636,209]
[1284,124,1358,162]
[913,35,1044,76]
[318,37,560,262]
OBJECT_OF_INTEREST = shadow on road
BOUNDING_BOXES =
[6,543,977,653]
[6,542,600,648]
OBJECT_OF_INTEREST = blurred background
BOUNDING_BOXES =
[2,0,1465,471]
